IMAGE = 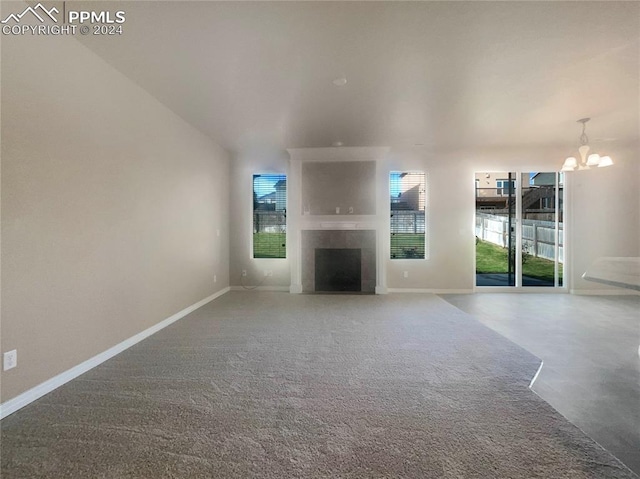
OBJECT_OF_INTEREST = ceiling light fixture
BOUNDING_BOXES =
[561,118,613,172]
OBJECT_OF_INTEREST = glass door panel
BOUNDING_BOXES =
[475,172,517,286]
[520,172,563,287]
[558,182,564,287]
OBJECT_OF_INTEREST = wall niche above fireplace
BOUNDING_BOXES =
[301,161,376,216]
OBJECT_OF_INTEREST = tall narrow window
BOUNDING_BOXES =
[390,171,426,259]
[253,174,286,258]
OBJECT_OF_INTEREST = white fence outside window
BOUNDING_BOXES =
[475,213,563,263]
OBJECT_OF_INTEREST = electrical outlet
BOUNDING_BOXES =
[214,274,217,283]
[335,206,340,214]
[216,229,221,237]
[403,271,409,278]
[267,270,273,277]
[241,270,247,277]
[3,350,17,371]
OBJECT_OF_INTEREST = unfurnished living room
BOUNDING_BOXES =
[1,1,639,478]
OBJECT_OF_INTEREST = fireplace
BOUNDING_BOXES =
[301,230,376,293]
[315,249,362,292]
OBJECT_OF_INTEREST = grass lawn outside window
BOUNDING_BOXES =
[475,239,561,284]
[253,233,286,259]
[391,233,425,259]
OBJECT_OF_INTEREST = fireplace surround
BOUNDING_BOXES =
[287,147,391,295]
[302,230,376,293]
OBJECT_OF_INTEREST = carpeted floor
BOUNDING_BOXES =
[1,292,637,478]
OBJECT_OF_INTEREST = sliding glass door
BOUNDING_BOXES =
[475,172,564,288]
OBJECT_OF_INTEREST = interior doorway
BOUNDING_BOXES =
[475,172,564,288]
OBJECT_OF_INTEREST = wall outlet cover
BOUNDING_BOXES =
[3,350,17,371]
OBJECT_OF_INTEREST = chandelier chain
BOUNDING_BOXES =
[579,122,589,146]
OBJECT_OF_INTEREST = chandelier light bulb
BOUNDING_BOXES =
[586,153,601,166]
[562,157,577,169]
[597,156,613,167]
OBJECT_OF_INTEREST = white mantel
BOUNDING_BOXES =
[287,147,390,294]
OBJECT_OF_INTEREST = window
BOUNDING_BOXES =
[253,174,286,258]
[390,171,426,259]
[496,179,515,196]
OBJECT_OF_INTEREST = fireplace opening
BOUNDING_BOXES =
[315,248,362,292]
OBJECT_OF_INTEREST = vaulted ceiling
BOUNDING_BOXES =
[77,1,640,155]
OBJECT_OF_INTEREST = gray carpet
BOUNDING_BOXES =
[1,292,637,478]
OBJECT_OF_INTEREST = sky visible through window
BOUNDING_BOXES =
[390,172,402,197]
[254,175,281,197]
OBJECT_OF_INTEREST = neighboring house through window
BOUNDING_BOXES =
[253,174,286,258]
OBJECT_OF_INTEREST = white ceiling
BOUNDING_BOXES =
[77,1,640,154]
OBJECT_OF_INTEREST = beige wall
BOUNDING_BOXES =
[384,149,476,290]
[1,30,230,401]
[567,145,640,292]
[229,147,290,288]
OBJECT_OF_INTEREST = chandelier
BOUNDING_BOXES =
[561,118,613,171]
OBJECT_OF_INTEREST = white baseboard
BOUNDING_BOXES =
[0,287,230,420]
[570,289,639,296]
[229,285,289,292]
[388,288,474,294]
